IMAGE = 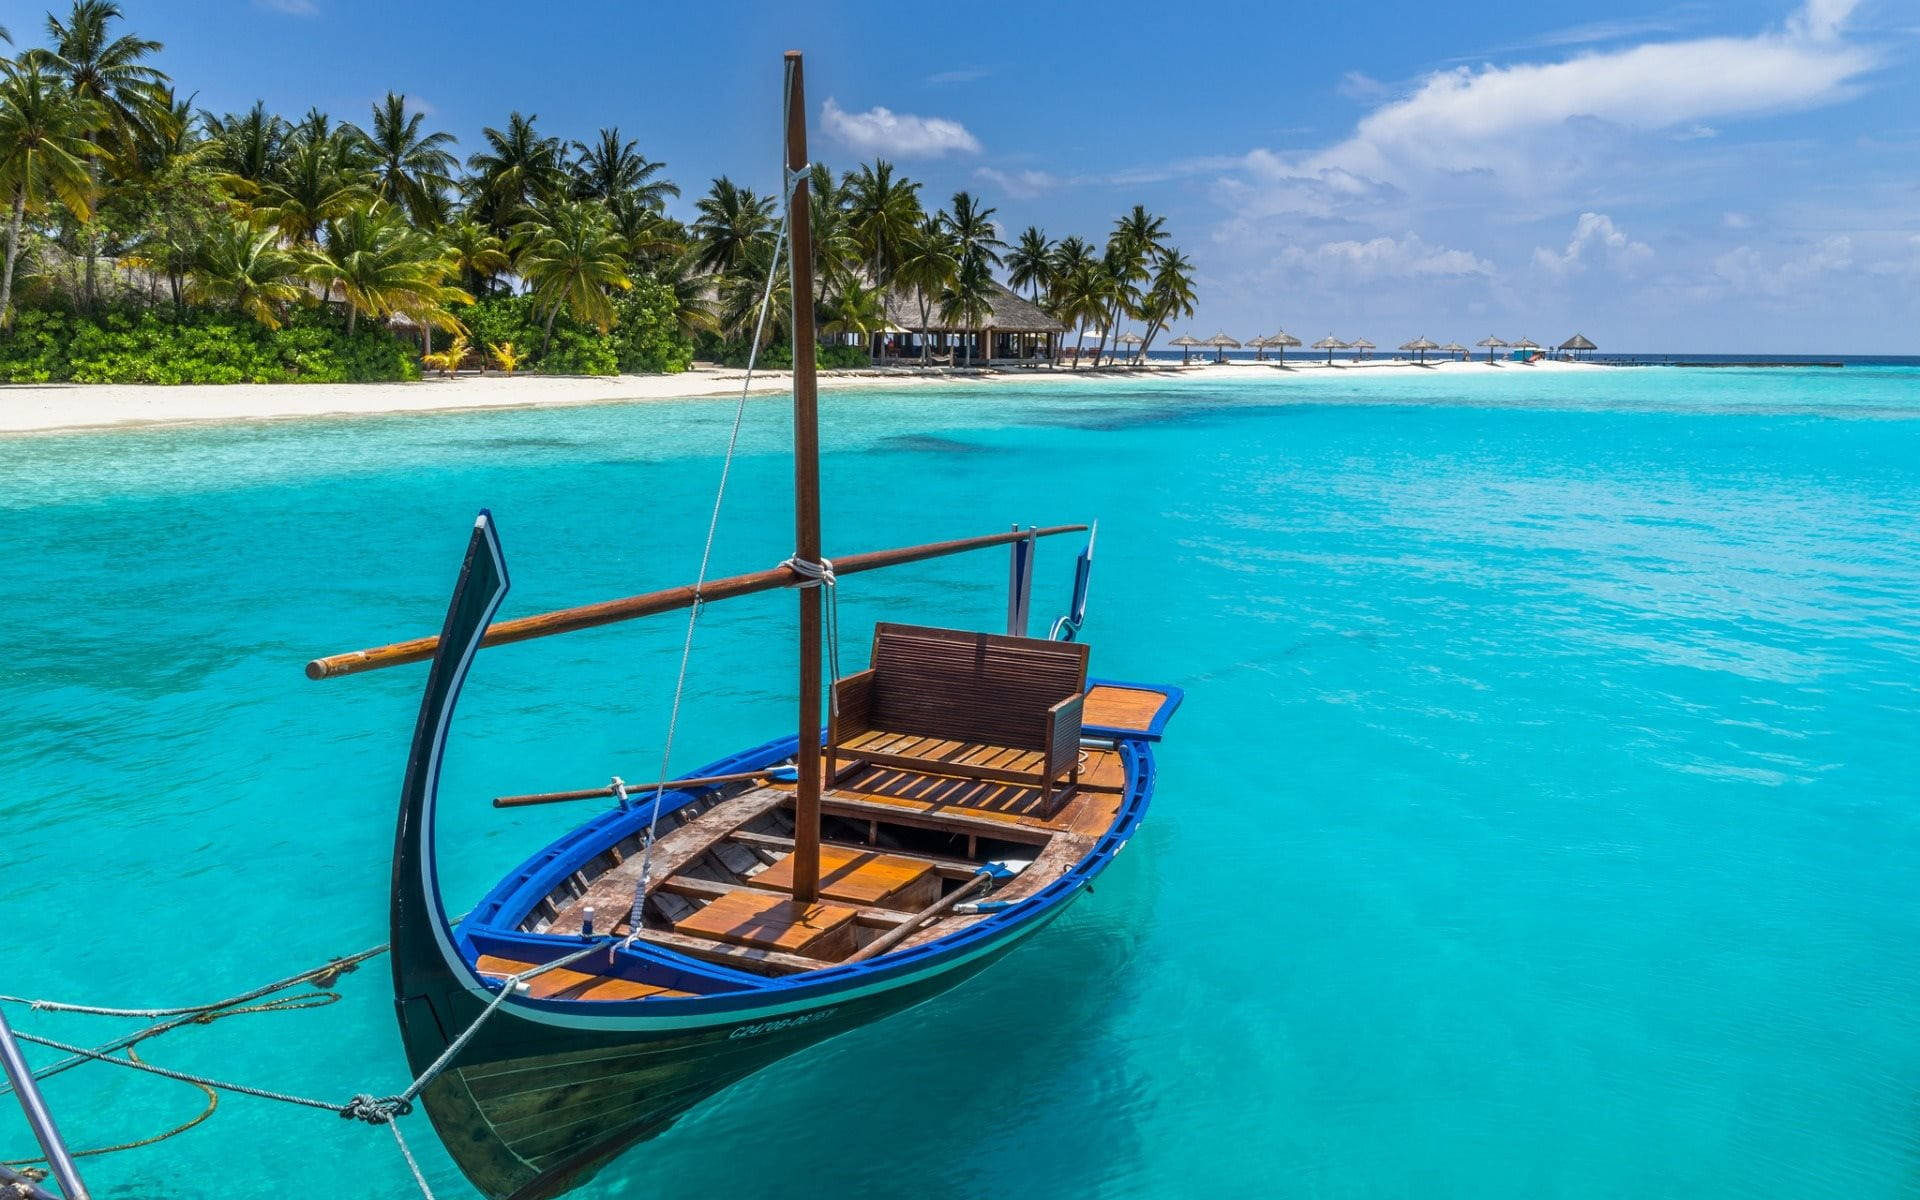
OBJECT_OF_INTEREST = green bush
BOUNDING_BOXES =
[0,306,419,384]
[700,338,870,370]
[457,277,692,377]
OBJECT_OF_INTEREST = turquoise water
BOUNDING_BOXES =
[4,365,1919,1198]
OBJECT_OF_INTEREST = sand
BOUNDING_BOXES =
[0,356,1608,436]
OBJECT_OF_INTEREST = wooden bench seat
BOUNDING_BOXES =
[473,955,691,1003]
[828,623,1090,805]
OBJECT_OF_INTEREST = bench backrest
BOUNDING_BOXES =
[867,623,1089,750]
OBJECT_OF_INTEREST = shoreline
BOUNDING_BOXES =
[0,357,1609,437]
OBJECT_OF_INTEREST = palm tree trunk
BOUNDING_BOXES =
[347,305,358,336]
[540,301,560,357]
[1072,318,1086,369]
[0,189,25,327]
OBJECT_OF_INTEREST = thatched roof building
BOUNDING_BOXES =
[873,278,1066,363]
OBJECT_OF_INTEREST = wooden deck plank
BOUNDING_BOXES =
[552,787,787,936]
[472,955,691,1002]
[752,844,938,908]
[1084,684,1172,733]
[674,891,859,957]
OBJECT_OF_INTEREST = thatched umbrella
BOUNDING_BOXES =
[1270,331,1302,364]
[1247,334,1271,362]
[1439,341,1467,362]
[1205,332,1242,363]
[1349,336,1376,361]
[1476,335,1509,363]
[1400,335,1440,364]
[1115,331,1143,364]
[1558,332,1597,359]
[1312,334,1347,365]
[1513,337,1540,350]
[1169,333,1202,366]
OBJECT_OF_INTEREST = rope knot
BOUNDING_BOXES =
[784,162,813,196]
[782,555,835,588]
[341,1093,411,1124]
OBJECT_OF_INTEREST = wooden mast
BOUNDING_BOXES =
[784,50,824,906]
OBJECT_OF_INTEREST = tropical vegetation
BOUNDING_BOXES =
[0,4,1194,383]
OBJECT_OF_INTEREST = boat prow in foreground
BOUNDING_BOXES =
[375,514,1180,1200]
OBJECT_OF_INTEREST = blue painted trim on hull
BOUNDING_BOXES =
[456,730,1159,1025]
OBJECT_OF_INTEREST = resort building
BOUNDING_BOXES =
[871,280,1066,365]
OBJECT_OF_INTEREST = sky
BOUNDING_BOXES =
[3,0,1916,352]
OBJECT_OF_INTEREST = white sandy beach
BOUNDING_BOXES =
[0,356,1607,436]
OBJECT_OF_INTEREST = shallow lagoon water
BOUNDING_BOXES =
[3,365,1919,1198]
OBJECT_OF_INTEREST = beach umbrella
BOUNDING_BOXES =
[1476,335,1509,363]
[1513,337,1540,350]
[1399,335,1439,364]
[1439,342,1466,362]
[1349,337,1376,361]
[1312,334,1347,364]
[1169,333,1202,366]
[1558,332,1597,359]
[1247,334,1271,362]
[1115,330,1144,363]
[1270,330,1301,363]
[1205,331,1242,363]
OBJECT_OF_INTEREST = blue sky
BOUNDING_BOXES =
[5,0,1916,351]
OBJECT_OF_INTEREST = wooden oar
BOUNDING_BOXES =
[844,872,995,963]
[493,769,779,808]
[307,523,1087,680]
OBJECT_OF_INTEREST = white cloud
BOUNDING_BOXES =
[1262,0,1872,199]
[1532,212,1654,276]
[973,166,1061,199]
[820,98,980,159]
[1337,72,1390,102]
[1713,235,1853,296]
[1281,232,1494,283]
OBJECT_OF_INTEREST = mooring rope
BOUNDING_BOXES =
[0,937,605,1198]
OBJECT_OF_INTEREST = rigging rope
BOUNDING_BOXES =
[623,147,795,946]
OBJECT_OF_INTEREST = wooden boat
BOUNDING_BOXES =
[306,52,1181,1200]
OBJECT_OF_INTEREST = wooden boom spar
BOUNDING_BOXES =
[305,523,1087,680]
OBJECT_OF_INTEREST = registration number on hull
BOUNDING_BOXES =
[728,1008,840,1040]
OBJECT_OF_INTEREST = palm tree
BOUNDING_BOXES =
[187,215,304,328]
[821,280,887,364]
[307,203,468,335]
[512,198,631,353]
[893,217,956,365]
[1050,257,1108,369]
[1005,226,1052,303]
[807,162,858,309]
[571,128,677,211]
[351,92,454,227]
[717,233,791,351]
[658,248,718,340]
[0,62,104,324]
[1138,250,1196,363]
[203,101,287,198]
[607,195,685,272]
[1098,206,1168,364]
[938,254,995,367]
[944,190,1004,270]
[844,159,921,288]
[465,112,565,236]
[37,2,162,143]
[690,176,772,277]
[442,217,509,297]
[36,1,164,306]
[258,131,372,244]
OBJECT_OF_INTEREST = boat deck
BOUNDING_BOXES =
[515,747,1128,987]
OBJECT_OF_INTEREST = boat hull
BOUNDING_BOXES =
[400,908,1056,1200]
